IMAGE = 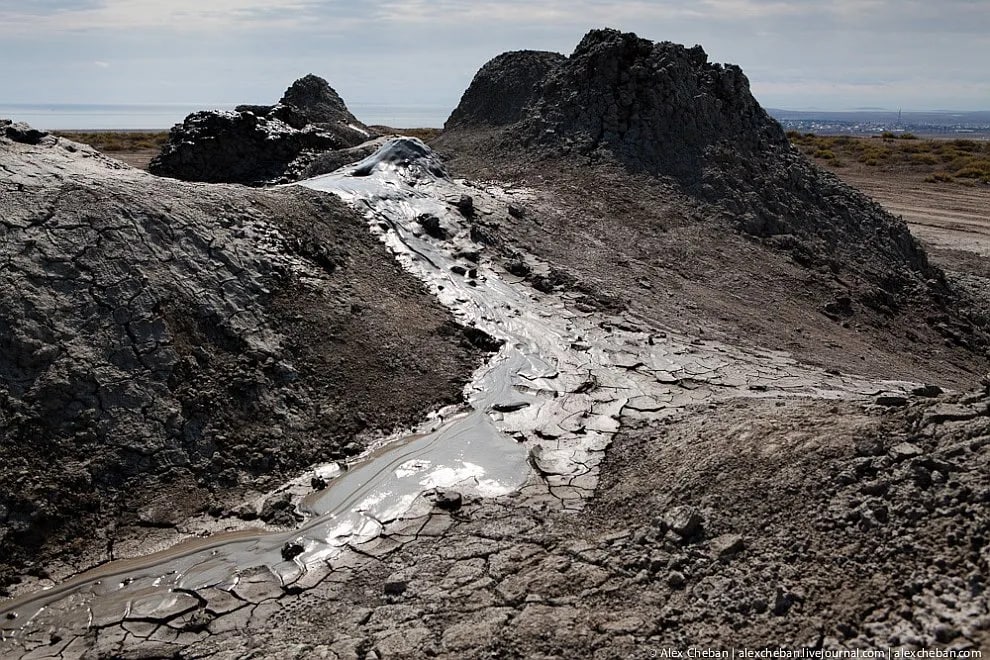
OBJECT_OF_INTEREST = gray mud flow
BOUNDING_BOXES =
[0,138,919,656]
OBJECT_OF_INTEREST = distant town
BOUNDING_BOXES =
[768,109,990,139]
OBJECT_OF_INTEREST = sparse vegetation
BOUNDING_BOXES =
[787,131,990,184]
[368,126,441,142]
[53,131,169,152]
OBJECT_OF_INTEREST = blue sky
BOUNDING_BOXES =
[2,0,988,114]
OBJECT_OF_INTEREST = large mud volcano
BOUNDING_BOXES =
[439,28,988,375]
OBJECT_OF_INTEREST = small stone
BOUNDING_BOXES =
[663,505,704,539]
[507,204,525,218]
[310,476,328,491]
[450,265,468,276]
[667,571,686,589]
[415,213,446,239]
[876,394,909,407]
[435,490,463,511]
[455,195,475,217]
[383,580,407,596]
[911,384,943,397]
[492,402,530,413]
[710,534,745,559]
[281,542,304,562]
[889,442,924,461]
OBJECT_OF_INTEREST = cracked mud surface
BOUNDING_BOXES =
[5,138,987,658]
[6,393,987,658]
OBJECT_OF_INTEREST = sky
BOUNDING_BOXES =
[1,0,988,119]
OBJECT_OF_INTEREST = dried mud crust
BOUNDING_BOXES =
[804,166,990,365]
[0,130,487,591]
[58,392,990,658]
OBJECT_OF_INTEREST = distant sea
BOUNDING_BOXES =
[0,103,451,131]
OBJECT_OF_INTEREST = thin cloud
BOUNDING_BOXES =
[0,0,347,33]
[372,0,700,26]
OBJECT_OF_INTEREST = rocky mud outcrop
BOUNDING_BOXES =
[0,125,487,591]
[149,74,376,184]
[437,29,989,382]
[443,29,928,269]
[444,50,566,129]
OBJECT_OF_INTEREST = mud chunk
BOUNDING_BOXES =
[772,587,804,616]
[492,402,531,413]
[530,275,556,294]
[911,384,943,397]
[3,121,46,145]
[232,504,258,521]
[455,249,481,263]
[663,505,704,539]
[460,325,504,352]
[854,437,885,457]
[281,542,304,562]
[889,442,924,461]
[383,580,408,597]
[821,296,854,320]
[260,492,300,527]
[710,534,745,559]
[416,213,447,240]
[435,490,463,511]
[506,260,531,277]
[455,195,475,217]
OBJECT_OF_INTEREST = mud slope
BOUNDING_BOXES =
[0,122,486,590]
[437,29,988,387]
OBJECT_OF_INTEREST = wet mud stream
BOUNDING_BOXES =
[0,139,918,656]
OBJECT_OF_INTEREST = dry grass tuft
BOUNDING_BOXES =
[53,131,169,153]
[787,132,990,184]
